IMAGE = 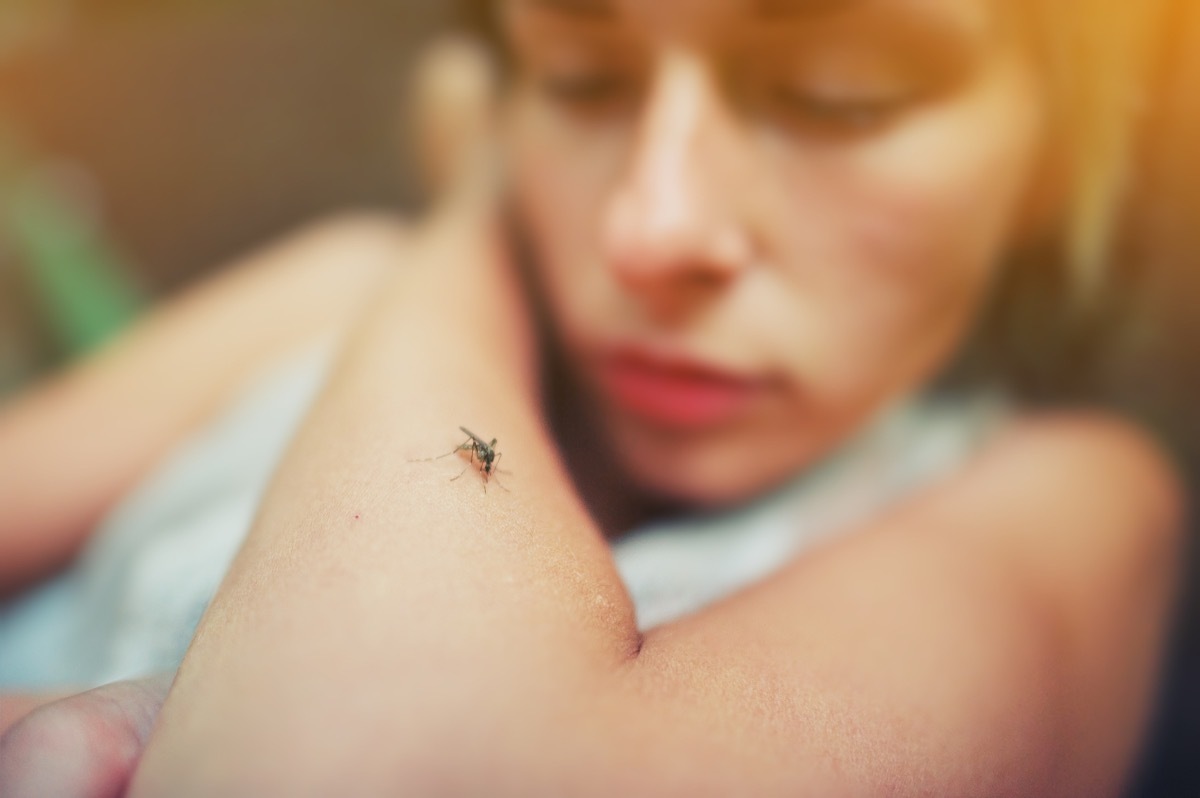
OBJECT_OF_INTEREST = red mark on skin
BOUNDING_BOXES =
[354,514,361,521]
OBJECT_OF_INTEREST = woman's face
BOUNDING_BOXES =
[503,0,1046,507]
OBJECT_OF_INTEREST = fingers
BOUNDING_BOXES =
[409,36,502,217]
[0,674,173,798]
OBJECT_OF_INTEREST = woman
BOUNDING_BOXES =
[0,0,1183,795]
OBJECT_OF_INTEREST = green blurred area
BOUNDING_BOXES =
[0,0,452,396]
[1,124,143,396]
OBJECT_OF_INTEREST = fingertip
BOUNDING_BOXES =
[0,699,126,798]
[0,676,172,798]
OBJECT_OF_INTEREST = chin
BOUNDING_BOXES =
[608,421,814,512]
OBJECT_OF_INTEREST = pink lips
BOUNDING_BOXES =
[597,347,765,430]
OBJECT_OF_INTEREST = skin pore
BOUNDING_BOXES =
[506,0,1046,507]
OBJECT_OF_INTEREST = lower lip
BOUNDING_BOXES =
[598,360,763,430]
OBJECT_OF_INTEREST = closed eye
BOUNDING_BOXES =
[768,85,914,134]
[536,69,639,113]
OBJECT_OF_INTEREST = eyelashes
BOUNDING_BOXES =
[534,70,639,117]
[530,65,916,136]
[761,83,916,135]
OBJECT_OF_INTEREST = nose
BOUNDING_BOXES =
[601,52,756,319]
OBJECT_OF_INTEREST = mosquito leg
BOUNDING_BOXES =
[488,454,509,492]
[409,448,456,464]
[449,466,469,482]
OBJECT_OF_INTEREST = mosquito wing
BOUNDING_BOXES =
[459,427,489,448]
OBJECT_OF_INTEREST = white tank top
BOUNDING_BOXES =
[0,344,1008,689]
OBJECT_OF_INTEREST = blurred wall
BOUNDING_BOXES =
[0,0,455,296]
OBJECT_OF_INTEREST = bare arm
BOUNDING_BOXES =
[0,213,403,594]
[126,197,1182,797]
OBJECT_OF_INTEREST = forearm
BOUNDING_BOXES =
[127,221,639,796]
[0,213,399,593]
[125,240,800,796]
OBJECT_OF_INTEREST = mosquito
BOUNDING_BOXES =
[413,426,508,491]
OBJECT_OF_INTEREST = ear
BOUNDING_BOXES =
[409,36,502,212]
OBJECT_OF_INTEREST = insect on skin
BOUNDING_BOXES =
[438,427,507,491]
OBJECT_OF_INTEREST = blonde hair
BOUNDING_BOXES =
[1020,0,1167,308]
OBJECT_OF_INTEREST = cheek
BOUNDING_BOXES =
[509,103,626,334]
[770,73,1043,400]
[852,118,1039,289]
[857,61,1044,292]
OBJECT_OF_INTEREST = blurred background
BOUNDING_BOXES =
[0,0,459,391]
[0,0,1197,794]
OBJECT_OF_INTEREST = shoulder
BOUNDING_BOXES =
[944,411,1185,792]
[989,411,1180,492]
[968,410,1183,542]
[933,409,1184,621]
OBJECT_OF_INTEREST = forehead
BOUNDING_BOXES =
[504,0,996,40]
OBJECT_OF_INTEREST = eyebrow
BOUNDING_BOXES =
[518,0,864,19]
[520,0,615,18]
[753,0,861,16]
[755,0,989,55]
[515,0,982,47]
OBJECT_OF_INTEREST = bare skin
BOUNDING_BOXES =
[112,191,1178,796]
[0,209,1182,797]
[0,212,402,596]
[0,214,1181,795]
[0,692,74,737]
[0,6,1185,796]
[0,216,404,758]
